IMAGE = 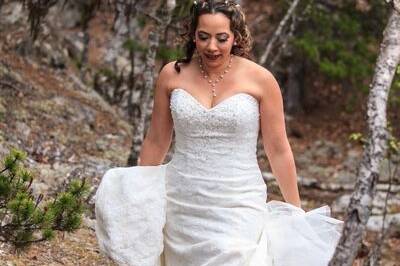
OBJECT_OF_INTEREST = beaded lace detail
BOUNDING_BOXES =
[169,88,261,178]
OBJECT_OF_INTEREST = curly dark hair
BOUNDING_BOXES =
[174,0,253,73]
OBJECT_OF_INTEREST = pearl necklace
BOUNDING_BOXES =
[198,54,233,97]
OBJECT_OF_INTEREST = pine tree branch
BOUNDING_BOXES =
[0,149,89,247]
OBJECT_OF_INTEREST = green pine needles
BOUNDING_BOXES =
[291,0,388,88]
[0,148,90,247]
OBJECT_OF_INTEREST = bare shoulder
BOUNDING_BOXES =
[238,57,274,82]
[158,60,194,94]
[156,61,179,95]
[158,61,179,81]
[236,57,280,99]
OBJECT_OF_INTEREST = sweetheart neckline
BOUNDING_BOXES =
[171,88,259,112]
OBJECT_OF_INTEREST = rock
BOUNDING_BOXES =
[116,56,131,72]
[379,157,400,182]
[36,163,75,191]
[297,175,319,187]
[95,134,121,152]
[332,194,351,213]
[68,72,89,92]
[262,171,355,191]
[35,42,66,69]
[376,183,400,193]
[15,121,31,141]
[50,51,66,69]
[372,190,400,215]
[307,165,335,178]
[262,171,276,183]
[332,170,357,187]
[83,216,96,231]
[47,2,83,29]
[63,33,84,60]
[31,181,51,196]
[318,182,354,191]
[312,140,343,160]
[0,138,9,158]
[366,213,400,232]
[294,154,312,167]
[0,242,6,255]
[0,98,5,119]
[0,2,24,25]
[342,148,362,170]
[332,191,400,216]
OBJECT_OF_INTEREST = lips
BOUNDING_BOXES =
[204,54,221,60]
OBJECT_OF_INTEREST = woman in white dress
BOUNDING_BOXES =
[95,1,344,265]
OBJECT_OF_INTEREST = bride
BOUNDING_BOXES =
[95,0,344,265]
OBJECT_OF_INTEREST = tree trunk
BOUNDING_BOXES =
[284,61,304,114]
[79,1,98,82]
[104,0,130,69]
[258,0,300,66]
[127,0,176,166]
[329,7,400,266]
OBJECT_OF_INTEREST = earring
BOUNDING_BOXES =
[234,41,237,45]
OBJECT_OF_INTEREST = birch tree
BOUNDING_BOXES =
[329,2,400,265]
[127,0,176,166]
[258,0,301,67]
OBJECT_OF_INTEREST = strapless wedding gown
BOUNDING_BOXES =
[95,88,343,266]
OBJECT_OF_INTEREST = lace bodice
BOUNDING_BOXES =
[169,88,261,177]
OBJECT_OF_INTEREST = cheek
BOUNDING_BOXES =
[221,41,234,52]
[195,44,206,54]
[194,38,206,50]
[222,37,235,49]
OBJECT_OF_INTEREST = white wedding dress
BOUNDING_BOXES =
[95,88,343,266]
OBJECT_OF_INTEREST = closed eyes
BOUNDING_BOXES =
[197,31,230,43]
[198,36,228,43]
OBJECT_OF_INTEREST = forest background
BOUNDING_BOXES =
[0,0,399,265]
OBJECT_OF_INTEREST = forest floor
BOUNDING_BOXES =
[0,1,399,266]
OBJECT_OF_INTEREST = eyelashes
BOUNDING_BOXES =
[199,37,228,43]
[198,36,229,43]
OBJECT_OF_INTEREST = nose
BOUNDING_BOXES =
[206,38,218,53]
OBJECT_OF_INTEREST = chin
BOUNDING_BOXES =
[204,59,220,66]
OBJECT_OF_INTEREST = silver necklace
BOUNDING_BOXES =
[198,54,233,97]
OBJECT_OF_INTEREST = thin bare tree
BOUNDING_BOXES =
[329,2,400,265]
[127,0,176,166]
[258,0,301,67]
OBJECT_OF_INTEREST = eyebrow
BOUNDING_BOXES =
[198,31,230,37]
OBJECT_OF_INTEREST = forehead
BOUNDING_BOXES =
[196,13,232,33]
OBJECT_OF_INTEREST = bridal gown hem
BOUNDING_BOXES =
[95,88,344,266]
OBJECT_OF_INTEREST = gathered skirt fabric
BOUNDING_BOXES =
[95,163,343,266]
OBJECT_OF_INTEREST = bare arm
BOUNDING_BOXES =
[259,70,301,208]
[138,62,174,166]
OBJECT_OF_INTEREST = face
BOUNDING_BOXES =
[195,13,235,68]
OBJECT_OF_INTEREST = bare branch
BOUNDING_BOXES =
[258,0,301,66]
